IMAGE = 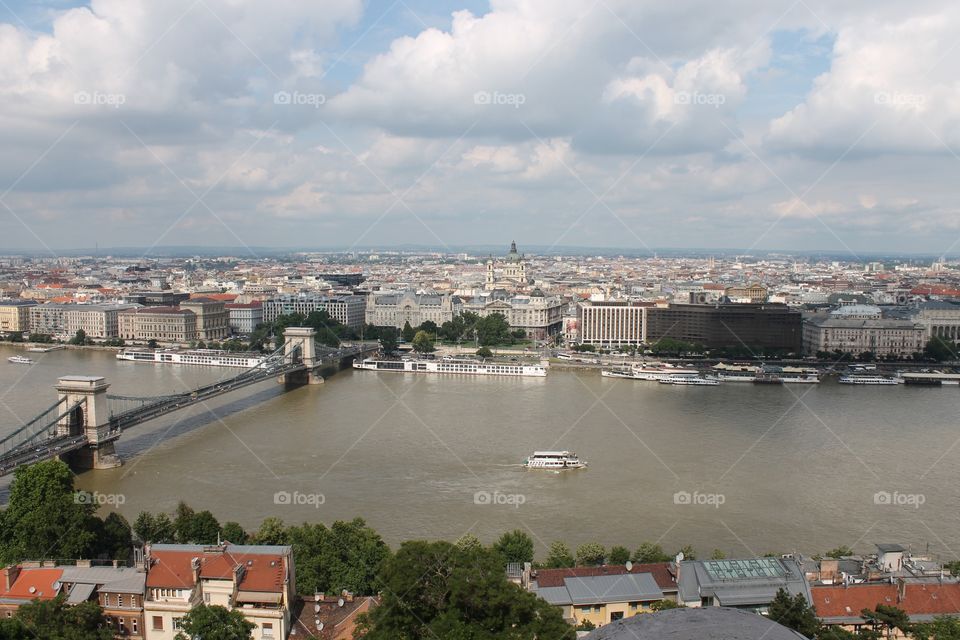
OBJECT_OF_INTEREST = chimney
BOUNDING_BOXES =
[897,578,906,604]
[191,557,201,584]
[3,565,21,592]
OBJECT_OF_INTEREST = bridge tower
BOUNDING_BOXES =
[281,327,324,385]
[55,376,121,471]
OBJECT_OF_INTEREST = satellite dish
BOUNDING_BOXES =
[53,581,62,591]
[317,622,324,631]
[337,598,344,607]
[28,586,36,594]
[313,604,320,613]
[625,561,633,572]
[676,552,685,563]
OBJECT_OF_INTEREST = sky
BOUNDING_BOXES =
[0,0,959,257]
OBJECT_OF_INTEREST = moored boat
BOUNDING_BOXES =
[354,357,547,377]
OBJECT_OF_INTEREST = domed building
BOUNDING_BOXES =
[485,241,529,290]
[582,607,810,640]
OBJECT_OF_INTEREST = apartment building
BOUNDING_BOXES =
[577,300,653,346]
[118,307,197,344]
[802,306,925,357]
[0,300,37,332]
[28,304,137,339]
[226,302,264,334]
[180,298,230,342]
[461,289,565,340]
[263,294,365,329]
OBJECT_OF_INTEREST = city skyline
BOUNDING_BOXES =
[1,0,959,254]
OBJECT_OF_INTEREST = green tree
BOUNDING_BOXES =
[220,521,248,544]
[475,313,512,346]
[632,542,672,563]
[15,596,113,640]
[925,336,955,362]
[172,502,220,544]
[401,321,416,343]
[287,518,390,596]
[455,533,482,551]
[609,545,631,565]
[411,330,435,353]
[860,604,911,638]
[476,346,493,358]
[133,511,175,543]
[710,548,727,560]
[0,460,98,563]
[651,599,681,611]
[493,530,534,565]
[676,544,696,561]
[945,560,960,576]
[252,516,287,545]
[419,320,439,334]
[545,541,575,568]
[68,329,88,345]
[378,327,399,354]
[357,540,574,639]
[913,616,960,640]
[174,604,254,640]
[95,511,133,561]
[768,588,821,639]
[576,542,606,566]
[825,545,854,559]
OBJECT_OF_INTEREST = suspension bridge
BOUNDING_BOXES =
[0,328,377,476]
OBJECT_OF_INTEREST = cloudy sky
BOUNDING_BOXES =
[1,0,958,255]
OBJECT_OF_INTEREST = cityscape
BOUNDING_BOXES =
[1,1,959,640]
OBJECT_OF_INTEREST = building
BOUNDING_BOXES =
[530,563,678,627]
[292,593,378,639]
[364,291,461,329]
[812,582,960,638]
[583,606,810,640]
[647,303,803,353]
[912,300,960,341]
[121,292,191,306]
[461,289,565,340]
[143,543,295,640]
[180,298,230,342]
[802,306,925,357]
[677,557,811,612]
[226,302,264,335]
[263,294,365,330]
[0,300,37,333]
[485,241,530,290]
[118,307,197,344]
[577,300,653,346]
[28,303,136,339]
[724,283,768,304]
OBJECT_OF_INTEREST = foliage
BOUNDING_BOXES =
[650,599,681,611]
[68,329,91,346]
[710,548,727,560]
[860,604,911,636]
[475,313,514,346]
[411,330,435,353]
[402,321,416,343]
[12,597,113,640]
[172,501,220,544]
[768,588,821,639]
[174,604,254,640]
[286,517,390,596]
[28,333,54,343]
[925,336,956,362]
[357,540,575,640]
[632,542,672,563]
[575,542,606,566]
[133,511,175,544]
[220,521,249,544]
[608,545,631,565]
[476,346,493,358]
[493,529,534,565]
[545,541,575,568]
[377,326,400,354]
[571,343,595,352]
[455,533,482,551]
[94,512,133,561]
[945,560,960,576]
[825,545,853,559]
[252,516,287,545]
[649,338,704,356]
[676,544,696,561]
[913,616,960,640]
[575,618,596,630]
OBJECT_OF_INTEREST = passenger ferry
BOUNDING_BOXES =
[600,361,701,381]
[713,362,761,382]
[658,374,721,386]
[117,349,268,369]
[838,374,903,385]
[523,451,587,470]
[353,358,547,377]
[7,355,34,365]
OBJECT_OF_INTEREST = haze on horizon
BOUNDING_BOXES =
[1,0,959,256]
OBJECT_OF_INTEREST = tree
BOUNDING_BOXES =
[913,616,960,640]
[96,512,133,561]
[650,599,681,611]
[925,336,956,362]
[710,548,727,560]
[945,560,960,576]
[455,533,482,551]
[357,540,574,639]
[401,321,416,343]
[768,588,821,639]
[378,327,399,355]
[419,320,439,335]
[68,329,88,346]
[576,542,606,566]
[252,516,287,545]
[861,604,911,638]
[287,518,390,596]
[825,545,853,559]
[0,459,98,563]
[676,544,696,561]
[133,511,175,544]
[475,313,512,346]
[220,521,249,544]
[172,502,220,544]
[175,604,254,640]
[545,541,575,568]
[609,545,631,565]
[411,330,435,353]
[493,530,534,565]
[476,346,493,358]
[632,542,671,563]
[15,596,113,640]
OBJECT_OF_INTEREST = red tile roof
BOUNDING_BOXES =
[146,549,285,592]
[145,551,196,589]
[0,568,63,601]
[534,563,677,591]
[813,583,960,619]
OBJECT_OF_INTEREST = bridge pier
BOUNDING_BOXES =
[279,327,326,385]
[55,376,121,472]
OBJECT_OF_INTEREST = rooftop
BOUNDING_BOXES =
[582,606,810,639]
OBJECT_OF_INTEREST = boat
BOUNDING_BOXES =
[713,362,761,382]
[778,367,821,383]
[117,348,269,369]
[658,374,720,386]
[523,451,587,470]
[621,361,701,381]
[353,358,547,377]
[900,371,960,386]
[7,355,34,365]
[600,368,637,379]
[838,374,902,385]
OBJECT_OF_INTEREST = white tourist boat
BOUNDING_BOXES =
[523,451,587,470]
[117,348,269,369]
[838,374,902,385]
[7,355,34,365]
[713,362,761,382]
[658,373,721,386]
[353,358,547,377]
[601,361,701,381]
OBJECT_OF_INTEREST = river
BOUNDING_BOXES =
[2,346,959,560]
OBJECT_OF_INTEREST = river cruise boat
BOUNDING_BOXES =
[751,366,821,384]
[353,358,547,377]
[713,362,761,382]
[117,348,268,369]
[523,451,587,470]
[7,355,34,365]
[602,361,701,381]
[900,371,960,386]
[838,374,903,385]
[658,373,721,386]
